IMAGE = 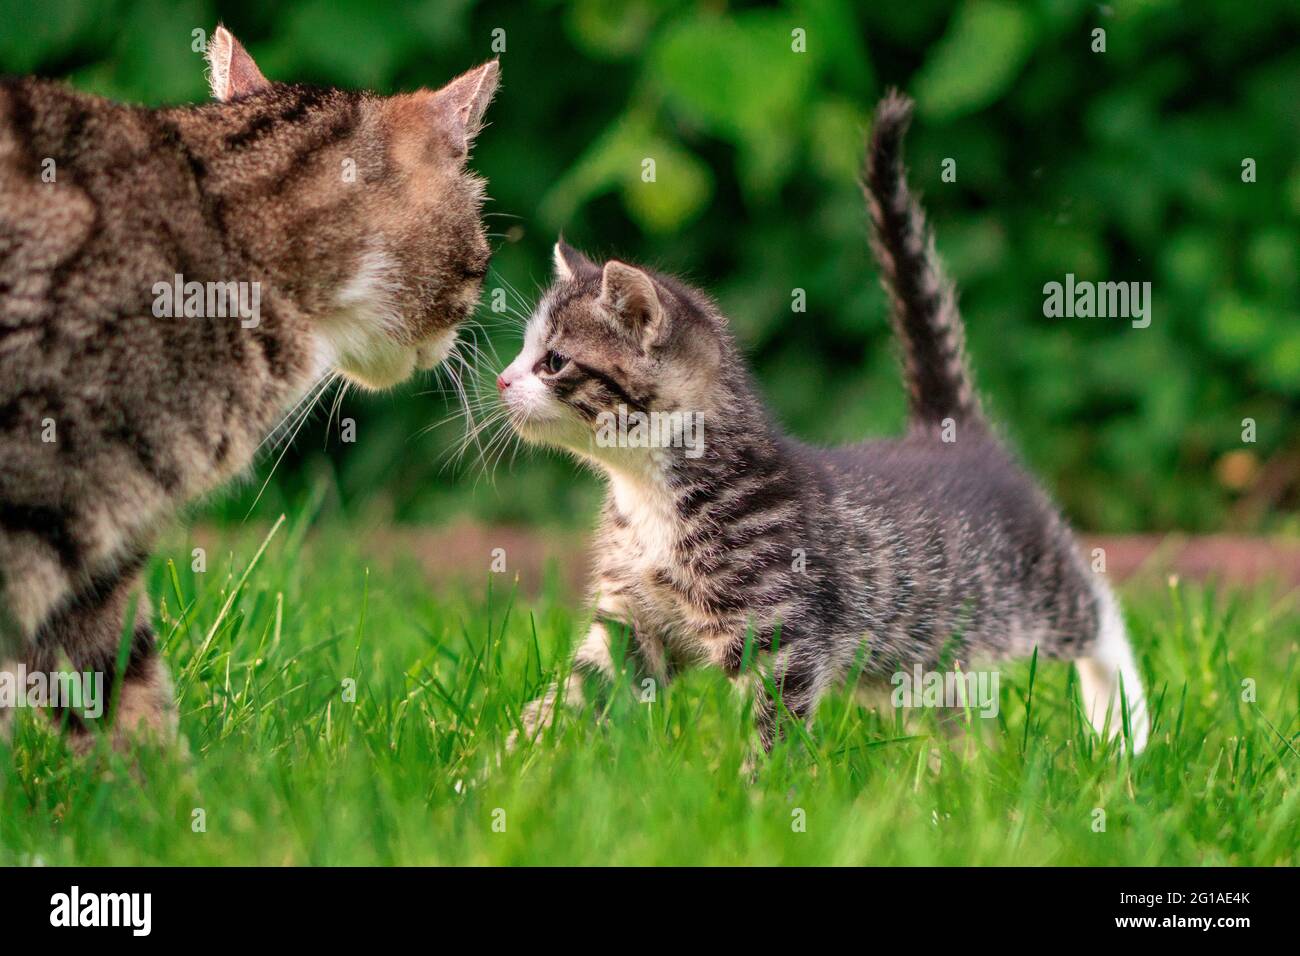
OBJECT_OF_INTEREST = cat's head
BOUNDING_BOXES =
[205,27,498,389]
[498,241,728,469]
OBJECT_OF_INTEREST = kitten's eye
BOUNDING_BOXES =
[537,350,568,375]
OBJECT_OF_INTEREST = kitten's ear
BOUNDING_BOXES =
[600,261,663,344]
[553,240,598,282]
[429,60,500,159]
[206,25,270,102]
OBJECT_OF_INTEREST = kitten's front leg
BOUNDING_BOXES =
[510,587,664,749]
[511,621,613,748]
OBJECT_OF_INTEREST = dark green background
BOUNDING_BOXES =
[4,0,1297,532]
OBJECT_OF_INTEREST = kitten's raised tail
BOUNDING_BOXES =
[864,90,981,428]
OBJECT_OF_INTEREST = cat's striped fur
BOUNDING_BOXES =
[0,28,498,745]
[500,91,1149,754]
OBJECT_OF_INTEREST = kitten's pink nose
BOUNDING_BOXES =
[496,374,508,392]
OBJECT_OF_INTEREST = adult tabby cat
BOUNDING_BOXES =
[498,92,1149,755]
[0,27,498,744]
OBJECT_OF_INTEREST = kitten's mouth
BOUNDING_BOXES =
[503,401,568,444]
[505,407,551,437]
[509,412,599,460]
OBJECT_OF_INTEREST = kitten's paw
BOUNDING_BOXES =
[506,675,589,752]
[505,694,558,752]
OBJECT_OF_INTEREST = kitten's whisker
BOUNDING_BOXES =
[448,400,508,453]
[474,410,521,487]
[455,337,501,375]
[446,411,510,473]
[486,429,520,486]
[484,269,532,316]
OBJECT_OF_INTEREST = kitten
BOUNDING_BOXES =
[0,27,498,744]
[498,92,1149,755]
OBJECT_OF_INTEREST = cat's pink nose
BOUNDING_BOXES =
[496,374,508,392]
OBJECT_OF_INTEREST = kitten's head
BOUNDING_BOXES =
[205,26,498,389]
[498,241,726,468]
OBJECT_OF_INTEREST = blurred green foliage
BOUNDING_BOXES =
[3,0,1297,532]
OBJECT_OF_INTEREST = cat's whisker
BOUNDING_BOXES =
[258,373,330,454]
[324,377,351,448]
[244,372,337,519]
[492,270,536,317]
[461,319,503,365]
[444,343,477,454]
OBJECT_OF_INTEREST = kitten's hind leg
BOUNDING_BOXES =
[753,642,838,753]
[1075,583,1149,754]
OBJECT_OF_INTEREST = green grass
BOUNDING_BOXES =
[2,514,1298,866]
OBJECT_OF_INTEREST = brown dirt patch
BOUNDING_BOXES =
[365,525,1300,596]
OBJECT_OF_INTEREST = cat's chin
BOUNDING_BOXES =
[336,328,460,389]
[414,328,459,371]
[335,349,418,391]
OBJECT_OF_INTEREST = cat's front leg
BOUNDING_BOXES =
[97,614,177,750]
[35,565,177,751]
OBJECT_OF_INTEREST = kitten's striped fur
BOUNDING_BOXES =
[501,92,1149,755]
[0,28,498,745]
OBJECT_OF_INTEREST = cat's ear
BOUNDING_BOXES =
[553,240,598,282]
[428,60,500,159]
[600,261,663,344]
[206,26,270,102]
